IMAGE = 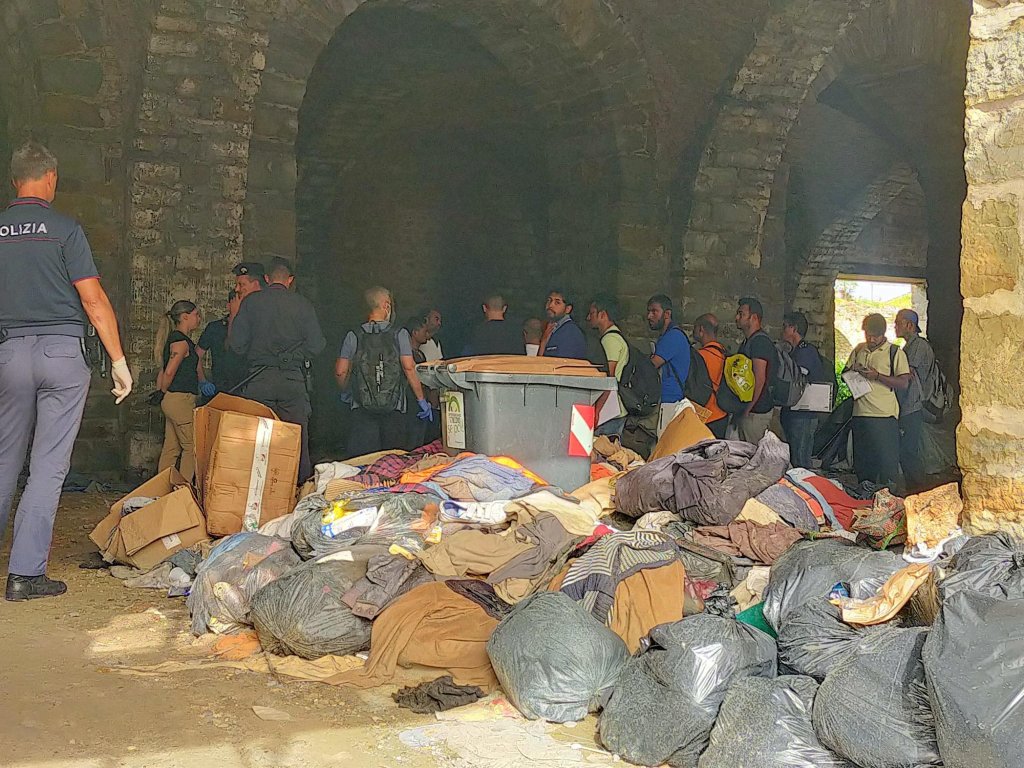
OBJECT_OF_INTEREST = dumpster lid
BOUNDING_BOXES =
[422,355,607,377]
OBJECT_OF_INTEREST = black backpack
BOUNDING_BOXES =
[684,344,714,407]
[603,329,660,417]
[351,326,403,414]
[660,327,713,408]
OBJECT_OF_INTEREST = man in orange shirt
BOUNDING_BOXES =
[694,313,728,438]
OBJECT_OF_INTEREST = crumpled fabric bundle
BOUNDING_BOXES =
[249,559,372,659]
[312,461,360,494]
[341,553,434,619]
[599,615,777,767]
[392,676,486,714]
[328,581,500,690]
[699,675,854,768]
[560,529,681,624]
[924,589,1024,768]
[691,521,803,565]
[488,592,629,722]
[851,488,906,549]
[762,539,902,631]
[813,626,941,768]
[615,432,790,526]
[187,533,300,635]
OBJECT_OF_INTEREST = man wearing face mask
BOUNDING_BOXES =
[335,286,431,457]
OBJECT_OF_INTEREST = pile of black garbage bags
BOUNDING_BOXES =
[487,533,1024,768]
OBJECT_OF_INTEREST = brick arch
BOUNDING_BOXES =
[242,0,663,319]
[790,162,925,358]
[680,0,961,330]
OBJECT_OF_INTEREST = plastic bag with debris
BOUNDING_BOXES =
[937,532,1024,601]
[291,491,438,560]
[249,559,372,659]
[699,675,853,768]
[487,592,628,723]
[924,589,1024,768]
[599,614,777,767]
[813,626,940,768]
[187,533,300,635]
[762,539,902,631]
[777,598,869,681]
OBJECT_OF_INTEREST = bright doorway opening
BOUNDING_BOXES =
[834,276,928,365]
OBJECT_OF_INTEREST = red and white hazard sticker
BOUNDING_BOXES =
[568,404,596,457]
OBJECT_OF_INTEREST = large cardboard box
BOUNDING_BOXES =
[89,469,208,570]
[195,393,300,537]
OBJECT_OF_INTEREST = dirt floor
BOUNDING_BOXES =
[0,492,611,768]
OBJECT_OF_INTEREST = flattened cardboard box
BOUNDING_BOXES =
[89,468,207,570]
[195,393,300,537]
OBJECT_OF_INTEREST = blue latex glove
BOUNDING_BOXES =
[338,390,353,406]
[417,398,433,422]
[199,381,217,398]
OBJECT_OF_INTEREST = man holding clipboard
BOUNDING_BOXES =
[842,313,911,487]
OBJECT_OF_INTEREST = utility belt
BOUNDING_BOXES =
[0,323,107,376]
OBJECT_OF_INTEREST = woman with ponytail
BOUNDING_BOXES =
[154,300,202,482]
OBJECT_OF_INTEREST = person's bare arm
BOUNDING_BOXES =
[74,277,124,361]
[401,355,426,402]
[866,369,911,391]
[161,341,188,393]
[335,357,351,389]
[745,358,769,416]
[650,354,666,369]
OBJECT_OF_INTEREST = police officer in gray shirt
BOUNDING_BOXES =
[0,141,133,601]
[229,257,325,482]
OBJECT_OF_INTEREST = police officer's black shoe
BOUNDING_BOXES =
[5,574,67,601]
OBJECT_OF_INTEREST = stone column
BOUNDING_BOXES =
[960,1,1024,534]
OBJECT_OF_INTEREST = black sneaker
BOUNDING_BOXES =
[5,574,67,602]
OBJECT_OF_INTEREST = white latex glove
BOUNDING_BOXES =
[110,358,133,404]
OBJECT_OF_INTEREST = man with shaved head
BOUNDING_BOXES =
[693,313,729,438]
[463,291,522,356]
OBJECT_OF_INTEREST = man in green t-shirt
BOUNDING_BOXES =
[844,313,911,487]
[587,294,630,438]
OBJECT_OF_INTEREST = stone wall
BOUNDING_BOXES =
[959,0,1024,534]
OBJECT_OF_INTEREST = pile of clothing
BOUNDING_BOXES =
[101,418,1018,768]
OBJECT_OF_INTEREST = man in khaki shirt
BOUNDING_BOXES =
[844,313,910,487]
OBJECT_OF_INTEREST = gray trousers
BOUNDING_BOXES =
[0,335,91,576]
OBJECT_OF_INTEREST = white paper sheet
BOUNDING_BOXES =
[842,370,873,400]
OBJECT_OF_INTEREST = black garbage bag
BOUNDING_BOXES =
[813,627,940,768]
[249,559,372,659]
[487,592,628,723]
[762,539,902,631]
[291,491,438,560]
[698,675,853,768]
[923,590,1024,768]
[599,615,777,767]
[938,532,1024,601]
[777,599,865,681]
[187,533,301,635]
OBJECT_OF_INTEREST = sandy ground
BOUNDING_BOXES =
[0,492,612,768]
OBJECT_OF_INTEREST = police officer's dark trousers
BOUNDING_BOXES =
[243,368,312,482]
[0,336,90,576]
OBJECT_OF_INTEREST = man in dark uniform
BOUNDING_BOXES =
[0,141,133,601]
[196,289,247,397]
[229,257,324,482]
